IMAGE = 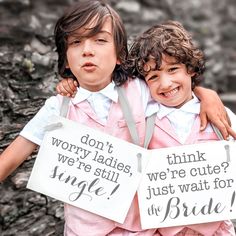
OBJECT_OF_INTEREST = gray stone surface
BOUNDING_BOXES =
[0,0,236,235]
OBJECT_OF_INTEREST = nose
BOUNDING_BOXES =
[82,40,94,57]
[159,75,172,90]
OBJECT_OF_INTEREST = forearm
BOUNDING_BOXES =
[193,86,218,101]
[193,86,236,139]
[0,136,37,181]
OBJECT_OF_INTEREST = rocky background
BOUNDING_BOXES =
[0,0,236,235]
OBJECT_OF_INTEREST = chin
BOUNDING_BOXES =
[162,101,182,108]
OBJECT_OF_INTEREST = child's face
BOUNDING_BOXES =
[144,54,194,108]
[66,17,119,92]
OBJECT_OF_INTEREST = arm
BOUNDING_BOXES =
[56,78,78,97]
[0,95,62,182]
[194,86,236,140]
[0,136,37,181]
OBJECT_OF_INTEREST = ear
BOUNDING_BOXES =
[116,58,121,65]
[65,58,70,68]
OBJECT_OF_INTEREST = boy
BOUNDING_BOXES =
[129,20,236,235]
[0,0,234,235]
[0,1,159,235]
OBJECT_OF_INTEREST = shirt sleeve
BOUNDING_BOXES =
[135,78,160,117]
[226,107,236,139]
[19,95,60,145]
[134,78,155,115]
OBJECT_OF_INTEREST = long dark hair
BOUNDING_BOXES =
[54,0,129,86]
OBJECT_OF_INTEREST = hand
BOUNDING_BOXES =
[197,88,236,140]
[56,78,78,98]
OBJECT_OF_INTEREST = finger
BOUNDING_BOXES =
[199,112,208,131]
[221,119,236,140]
[56,83,67,96]
[60,79,75,96]
[56,84,60,94]
[217,108,231,128]
[62,78,77,96]
[65,83,76,98]
[67,78,77,91]
[73,81,78,97]
[226,112,232,127]
[212,120,228,140]
[58,82,70,95]
[68,80,78,97]
[73,80,79,87]
[227,127,236,140]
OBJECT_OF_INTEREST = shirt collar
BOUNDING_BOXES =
[72,82,118,104]
[146,93,200,119]
[157,93,200,119]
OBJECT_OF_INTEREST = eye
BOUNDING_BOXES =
[168,67,178,72]
[72,40,81,44]
[96,38,108,43]
[147,75,158,82]
[68,39,81,46]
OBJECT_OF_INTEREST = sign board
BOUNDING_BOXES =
[27,115,149,224]
[138,141,236,229]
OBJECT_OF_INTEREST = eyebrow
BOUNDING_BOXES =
[146,62,179,73]
[168,62,179,65]
[69,29,113,39]
[96,30,113,36]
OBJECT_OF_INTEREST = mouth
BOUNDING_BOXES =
[82,62,96,72]
[83,62,96,67]
[161,87,179,97]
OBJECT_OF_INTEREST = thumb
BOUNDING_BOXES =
[199,113,207,131]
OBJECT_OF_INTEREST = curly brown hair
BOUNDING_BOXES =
[128,20,205,88]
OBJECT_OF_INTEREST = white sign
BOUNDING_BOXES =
[27,115,149,224]
[138,141,236,229]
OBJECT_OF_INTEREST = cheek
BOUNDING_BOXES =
[67,47,80,59]
[147,81,158,91]
[150,90,157,99]
[66,50,72,65]
[148,84,159,98]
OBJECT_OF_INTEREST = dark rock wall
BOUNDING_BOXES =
[0,0,236,235]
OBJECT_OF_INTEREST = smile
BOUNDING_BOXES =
[162,88,179,97]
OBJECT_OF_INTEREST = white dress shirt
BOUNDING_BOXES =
[145,93,236,144]
[20,79,150,145]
